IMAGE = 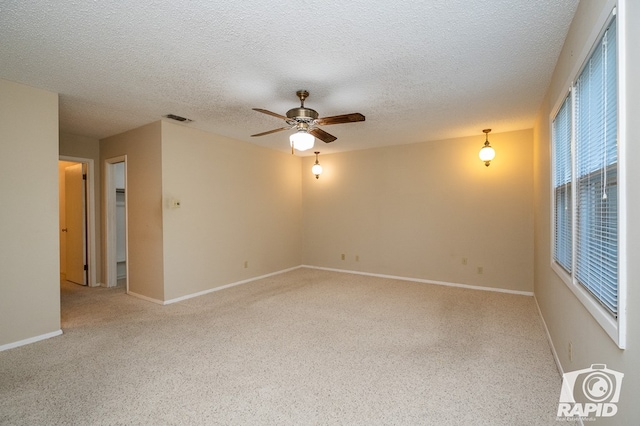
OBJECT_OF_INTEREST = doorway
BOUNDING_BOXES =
[58,156,97,286]
[105,156,128,290]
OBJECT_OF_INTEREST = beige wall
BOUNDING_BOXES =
[302,129,534,293]
[60,132,100,160]
[0,79,60,346]
[59,133,102,284]
[161,121,302,300]
[100,122,165,301]
[533,0,640,423]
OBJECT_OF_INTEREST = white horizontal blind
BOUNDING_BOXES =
[574,18,618,316]
[552,95,572,272]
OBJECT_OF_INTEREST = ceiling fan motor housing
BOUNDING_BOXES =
[286,107,319,121]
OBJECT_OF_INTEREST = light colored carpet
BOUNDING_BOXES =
[0,268,561,425]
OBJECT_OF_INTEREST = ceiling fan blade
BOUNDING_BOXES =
[310,128,337,143]
[253,108,287,120]
[251,127,290,137]
[316,113,365,126]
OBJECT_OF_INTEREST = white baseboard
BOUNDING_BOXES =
[128,264,534,306]
[302,265,535,296]
[127,291,164,305]
[0,329,63,352]
[534,295,564,378]
[163,266,302,305]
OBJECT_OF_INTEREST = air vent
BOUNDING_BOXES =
[163,114,193,123]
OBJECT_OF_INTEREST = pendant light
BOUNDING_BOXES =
[312,151,323,179]
[479,129,496,167]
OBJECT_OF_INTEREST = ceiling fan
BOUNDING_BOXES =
[251,90,365,153]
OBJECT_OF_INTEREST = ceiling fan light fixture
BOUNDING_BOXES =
[251,90,365,151]
[290,131,315,152]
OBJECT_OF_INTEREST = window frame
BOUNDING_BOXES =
[549,4,626,349]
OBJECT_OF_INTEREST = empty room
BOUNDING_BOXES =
[1,0,639,424]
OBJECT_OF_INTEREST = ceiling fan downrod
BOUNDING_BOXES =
[296,90,309,107]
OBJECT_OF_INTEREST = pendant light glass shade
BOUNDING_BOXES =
[479,144,496,162]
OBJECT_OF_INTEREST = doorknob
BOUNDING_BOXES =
[61,228,68,232]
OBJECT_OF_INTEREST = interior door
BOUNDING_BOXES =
[65,163,87,285]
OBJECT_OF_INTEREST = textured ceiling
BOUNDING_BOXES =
[0,0,579,155]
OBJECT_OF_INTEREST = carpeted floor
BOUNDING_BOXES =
[0,268,562,425]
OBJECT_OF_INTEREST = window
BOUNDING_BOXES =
[575,17,618,316]
[551,12,623,347]
[553,95,572,273]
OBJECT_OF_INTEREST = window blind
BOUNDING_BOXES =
[574,18,618,315]
[552,95,572,272]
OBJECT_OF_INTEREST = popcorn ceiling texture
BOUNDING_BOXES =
[0,0,578,154]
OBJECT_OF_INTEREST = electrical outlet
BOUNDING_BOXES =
[341,253,345,260]
[568,341,573,362]
[477,266,483,274]
[244,260,248,269]
[355,255,360,262]
[462,257,468,265]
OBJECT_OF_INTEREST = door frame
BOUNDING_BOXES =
[104,156,128,290]
[59,155,97,287]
